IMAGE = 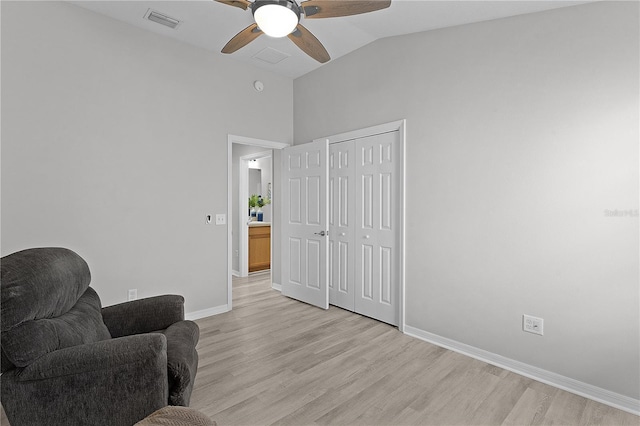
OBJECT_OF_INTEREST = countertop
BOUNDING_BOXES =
[248,221,271,227]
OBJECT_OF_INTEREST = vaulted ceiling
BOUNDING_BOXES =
[71,0,589,79]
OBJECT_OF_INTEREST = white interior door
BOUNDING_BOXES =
[354,131,399,325]
[281,140,329,309]
[329,141,355,310]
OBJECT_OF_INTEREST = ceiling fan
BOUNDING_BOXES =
[215,0,391,63]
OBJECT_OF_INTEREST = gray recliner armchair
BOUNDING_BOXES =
[0,247,200,426]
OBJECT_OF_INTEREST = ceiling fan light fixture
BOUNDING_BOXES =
[252,0,300,38]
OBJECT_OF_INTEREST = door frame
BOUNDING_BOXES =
[313,119,406,332]
[227,135,289,309]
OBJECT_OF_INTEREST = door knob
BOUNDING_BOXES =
[340,232,346,236]
[364,235,371,239]
[314,230,328,236]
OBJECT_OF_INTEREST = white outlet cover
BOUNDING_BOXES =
[128,289,137,301]
[215,214,226,225]
[523,314,544,335]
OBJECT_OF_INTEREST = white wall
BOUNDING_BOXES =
[293,2,639,400]
[1,1,293,313]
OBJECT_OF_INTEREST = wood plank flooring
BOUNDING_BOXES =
[2,272,638,425]
[189,273,639,425]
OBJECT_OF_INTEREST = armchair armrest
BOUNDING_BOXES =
[102,295,185,338]
[3,334,169,426]
[18,334,167,381]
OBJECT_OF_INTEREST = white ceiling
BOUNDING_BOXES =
[70,0,590,79]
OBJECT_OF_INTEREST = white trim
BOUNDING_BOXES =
[185,304,230,321]
[238,155,248,277]
[227,134,290,313]
[313,119,406,331]
[271,282,282,292]
[404,325,640,416]
[398,121,406,333]
[312,120,405,145]
[231,135,289,149]
[232,269,240,277]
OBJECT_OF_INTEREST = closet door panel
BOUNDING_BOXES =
[355,131,399,326]
[328,142,355,310]
[281,140,329,309]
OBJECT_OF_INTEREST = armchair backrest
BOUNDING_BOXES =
[1,247,111,372]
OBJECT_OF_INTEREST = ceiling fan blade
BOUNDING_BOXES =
[214,0,252,11]
[222,23,263,54]
[301,0,391,19]
[288,24,330,63]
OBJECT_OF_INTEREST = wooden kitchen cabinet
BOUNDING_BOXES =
[248,224,271,272]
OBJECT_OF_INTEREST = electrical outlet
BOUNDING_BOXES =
[523,314,543,335]
[215,214,226,225]
[128,289,137,301]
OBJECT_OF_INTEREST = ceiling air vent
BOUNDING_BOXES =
[252,47,290,65]
[144,9,181,29]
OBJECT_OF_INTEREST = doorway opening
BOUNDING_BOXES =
[227,135,289,310]
[238,150,272,277]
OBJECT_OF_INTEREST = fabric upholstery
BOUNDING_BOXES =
[2,286,111,368]
[1,247,112,370]
[1,347,14,374]
[162,321,200,406]
[0,247,200,426]
[135,406,216,426]
[1,334,169,426]
[102,295,186,338]
[1,247,91,326]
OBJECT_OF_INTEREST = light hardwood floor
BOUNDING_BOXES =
[189,273,639,425]
[2,273,638,426]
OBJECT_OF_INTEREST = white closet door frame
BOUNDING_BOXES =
[314,120,406,332]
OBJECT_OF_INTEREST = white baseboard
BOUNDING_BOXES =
[271,282,282,292]
[403,325,640,416]
[232,270,240,277]
[185,304,230,321]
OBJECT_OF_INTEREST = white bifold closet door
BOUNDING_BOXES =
[329,131,400,326]
[281,140,329,310]
[329,141,356,311]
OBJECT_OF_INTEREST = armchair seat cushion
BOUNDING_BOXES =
[160,320,200,406]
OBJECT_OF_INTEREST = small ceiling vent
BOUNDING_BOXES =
[252,47,290,65]
[144,9,181,29]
